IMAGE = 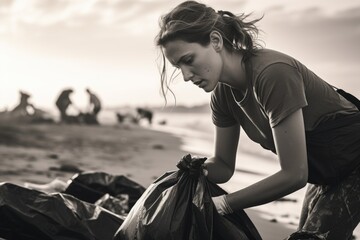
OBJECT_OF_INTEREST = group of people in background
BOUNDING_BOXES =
[0,88,102,125]
[55,88,102,124]
[1,88,156,126]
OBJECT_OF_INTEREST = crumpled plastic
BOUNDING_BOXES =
[0,182,125,240]
[64,171,146,212]
[114,156,262,240]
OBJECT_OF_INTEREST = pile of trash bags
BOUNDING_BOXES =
[0,155,262,240]
[0,171,146,240]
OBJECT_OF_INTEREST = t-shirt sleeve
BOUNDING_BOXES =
[210,86,238,127]
[255,63,308,127]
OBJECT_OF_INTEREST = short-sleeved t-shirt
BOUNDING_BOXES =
[211,49,358,152]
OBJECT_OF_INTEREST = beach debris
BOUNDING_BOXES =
[0,182,124,240]
[95,193,129,215]
[47,153,59,159]
[49,163,82,173]
[288,221,297,226]
[158,119,167,125]
[24,178,68,193]
[64,171,145,210]
[152,144,164,150]
[115,107,154,126]
[116,112,139,124]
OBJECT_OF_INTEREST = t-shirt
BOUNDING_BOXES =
[211,49,358,152]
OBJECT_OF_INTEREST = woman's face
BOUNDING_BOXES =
[163,39,223,93]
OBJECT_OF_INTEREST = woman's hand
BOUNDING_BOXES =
[212,195,233,215]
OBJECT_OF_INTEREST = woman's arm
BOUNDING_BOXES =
[226,108,308,210]
[205,124,240,183]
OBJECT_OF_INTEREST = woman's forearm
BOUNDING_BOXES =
[226,169,307,210]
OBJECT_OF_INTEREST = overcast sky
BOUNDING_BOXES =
[0,0,359,112]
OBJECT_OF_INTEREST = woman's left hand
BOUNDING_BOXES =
[212,195,233,215]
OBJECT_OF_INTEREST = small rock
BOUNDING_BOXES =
[48,154,59,159]
[152,144,164,150]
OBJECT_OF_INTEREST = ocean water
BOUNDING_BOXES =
[100,109,360,237]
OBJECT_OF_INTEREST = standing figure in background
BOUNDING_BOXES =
[86,88,101,121]
[55,88,74,123]
[11,91,35,117]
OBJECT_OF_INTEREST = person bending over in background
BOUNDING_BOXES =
[86,88,102,120]
[156,1,360,239]
[55,88,74,123]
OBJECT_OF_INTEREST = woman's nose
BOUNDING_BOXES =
[181,67,193,82]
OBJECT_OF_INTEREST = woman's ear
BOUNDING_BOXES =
[210,30,223,52]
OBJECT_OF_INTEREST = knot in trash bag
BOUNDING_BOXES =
[176,154,207,177]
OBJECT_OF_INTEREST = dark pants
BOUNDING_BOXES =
[287,166,360,239]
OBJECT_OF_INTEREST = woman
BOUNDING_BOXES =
[156,1,360,239]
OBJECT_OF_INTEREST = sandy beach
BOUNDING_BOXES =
[0,121,295,240]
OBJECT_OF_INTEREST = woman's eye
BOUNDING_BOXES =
[184,57,193,65]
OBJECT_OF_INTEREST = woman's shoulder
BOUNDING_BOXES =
[253,48,296,65]
[250,48,301,76]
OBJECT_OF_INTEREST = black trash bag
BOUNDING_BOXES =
[64,171,146,211]
[285,231,323,240]
[113,156,262,240]
[0,182,125,240]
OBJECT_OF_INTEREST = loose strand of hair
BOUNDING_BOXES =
[159,52,177,106]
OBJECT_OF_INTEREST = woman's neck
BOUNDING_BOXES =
[220,51,247,90]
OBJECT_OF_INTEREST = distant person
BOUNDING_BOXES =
[11,91,35,117]
[55,88,74,122]
[156,1,360,239]
[86,88,101,119]
[136,107,153,125]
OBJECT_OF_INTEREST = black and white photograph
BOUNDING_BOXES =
[0,0,359,239]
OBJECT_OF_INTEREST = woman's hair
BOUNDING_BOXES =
[156,0,262,104]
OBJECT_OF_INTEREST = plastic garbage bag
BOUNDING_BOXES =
[114,156,262,240]
[64,171,146,211]
[0,182,125,240]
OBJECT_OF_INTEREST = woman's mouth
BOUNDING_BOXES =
[194,80,205,88]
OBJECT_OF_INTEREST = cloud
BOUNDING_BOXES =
[259,5,360,63]
[0,0,249,36]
